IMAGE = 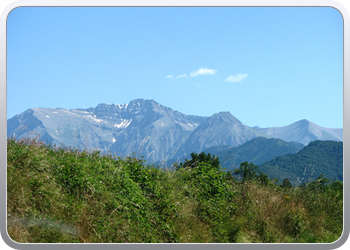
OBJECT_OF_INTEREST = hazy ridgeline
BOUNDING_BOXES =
[7,137,343,243]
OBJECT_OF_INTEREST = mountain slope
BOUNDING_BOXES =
[253,119,343,145]
[162,137,304,170]
[259,140,343,184]
[7,99,206,162]
[172,112,266,159]
[211,137,305,170]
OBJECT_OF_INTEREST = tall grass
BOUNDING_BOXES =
[7,137,343,243]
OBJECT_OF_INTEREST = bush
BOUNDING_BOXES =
[281,178,292,189]
[233,162,260,182]
[179,152,220,170]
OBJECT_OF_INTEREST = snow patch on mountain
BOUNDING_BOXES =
[74,110,90,114]
[87,115,104,123]
[114,119,132,128]
[140,135,150,145]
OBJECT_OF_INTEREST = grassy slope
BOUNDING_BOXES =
[7,138,343,243]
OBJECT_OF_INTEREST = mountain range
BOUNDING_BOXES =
[7,98,343,163]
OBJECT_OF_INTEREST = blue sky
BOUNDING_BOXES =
[7,7,343,128]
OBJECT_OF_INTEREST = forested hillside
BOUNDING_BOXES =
[259,140,343,185]
[205,137,305,170]
[162,137,304,170]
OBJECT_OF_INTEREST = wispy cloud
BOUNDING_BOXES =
[224,74,248,83]
[167,67,217,80]
[190,67,217,77]
[177,73,187,78]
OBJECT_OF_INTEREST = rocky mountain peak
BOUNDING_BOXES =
[206,111,242,125]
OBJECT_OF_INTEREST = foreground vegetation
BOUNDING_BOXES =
[7,138,343,243]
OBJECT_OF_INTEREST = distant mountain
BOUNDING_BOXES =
[8,99,205,162]
[161,137,305,170]
[7,99,343,163]
[171,112,267,159]
[253,119,343,145]
[259,140,343,185]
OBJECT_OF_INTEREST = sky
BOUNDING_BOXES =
[6,7,343,128]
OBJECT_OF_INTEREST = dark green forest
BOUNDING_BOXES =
[204,137,305,170]
[259,140,343,185]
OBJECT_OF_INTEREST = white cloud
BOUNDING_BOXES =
[190,67,217,77]
[166,75,174,78]
[177,73,187,78]
[224,74,248,83]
